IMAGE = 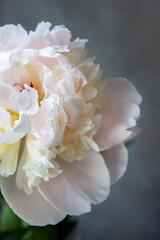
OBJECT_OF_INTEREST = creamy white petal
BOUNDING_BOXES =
[11,49,39,65]
[39,152,110,215]
[61,97,83,128]
[0,80,17,111]
[0,109,25,144]
[102,143,128,184]
[39,45,69,57]
[0,128,24,144]
[0,107,10,128]
[31,97,67,148]
[0,141,20,177]
[10,84,39,115]
[56,54,72,70]
[34,21,52,36]
[78,59,100,82]
[67,39,88,65]
[13,113,33,133]
[0,24,28,50]
[16,141,32,194]
[0,175,66,226]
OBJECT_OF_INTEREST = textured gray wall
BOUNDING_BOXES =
[0,0,160,239]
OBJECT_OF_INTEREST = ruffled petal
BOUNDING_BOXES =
[0,174,66,226]
[102,143,128,184]
[39,152,110,215]
[0,107,10,128]
[10,84,39,115]
[31,96,67,148]
[13,113,33,133]
[20,136,62,190]
[0,80,16,111]
[94,96,140,150]
[0,107,25,144]
[28,22,71,49]
[0,24,28,50]
[0,65,31,110]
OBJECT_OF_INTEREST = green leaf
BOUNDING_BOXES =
[0,227,34,240]
[124,140,134,148]
[0,195,78,240]
[0,202,23,232]
[0,195,30,233]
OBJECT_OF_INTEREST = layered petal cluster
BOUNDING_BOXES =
[0,22,142,226]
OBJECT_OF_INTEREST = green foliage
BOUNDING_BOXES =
[0,193,78,240]
[124,140,134,148]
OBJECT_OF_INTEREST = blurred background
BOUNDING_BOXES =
[0,0,159,239]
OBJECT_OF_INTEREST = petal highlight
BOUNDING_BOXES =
[39,152,110,215]
[0,174,66,226]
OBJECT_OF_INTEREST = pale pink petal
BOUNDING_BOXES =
[105,78,142,105]
[94,96,140,151]
[49,25,71,45]
[39,152,110,215]
[102,143,128,184]
[61,97,84,128]
[0,175,66,226]
[10,49,38,65]
[0,81,16,112]
[0,65,31,112]
[28,22,71,49]
[1,65,30,87]
[0,24,28,50]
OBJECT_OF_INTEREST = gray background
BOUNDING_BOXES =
[0,0,160,239]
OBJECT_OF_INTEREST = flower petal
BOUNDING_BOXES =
[13,113,33,133]
[0,24,28,50]
[28,22,71,49]
[39,152,110,215]
[0,80,16,112]
[0,65,31,111]
[0,108,25,144]
[10,84,39,115]
[0,107,10,128]
[0,174,66,226]
[0,141,21,177]
[105,78,142,105]
[102,143,128,184]
[94,96,140,150]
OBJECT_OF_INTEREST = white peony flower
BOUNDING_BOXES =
[0,22,142,226]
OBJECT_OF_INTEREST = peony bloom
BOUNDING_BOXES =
[0,22,142,226]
